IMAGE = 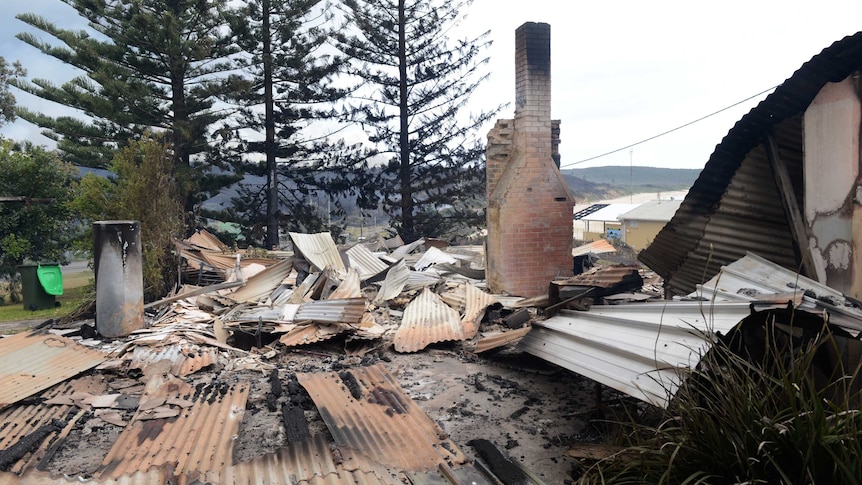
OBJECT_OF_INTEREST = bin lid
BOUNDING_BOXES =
[37,264,64,296]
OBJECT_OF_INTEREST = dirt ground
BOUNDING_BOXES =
[29,333,602,484]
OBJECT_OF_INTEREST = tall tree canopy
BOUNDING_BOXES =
[13,0,243,208]
[335,0,500,242]
[218,0,355,247]
[0,57,26,127]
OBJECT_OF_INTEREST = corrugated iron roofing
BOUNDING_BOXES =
[289,232,346,272]
[473,327,531,353]
[279,323,346,347]
[99,374,248,479]
[229,257,293,303]
[0,332,107,410]
[395,288,464,352]
[220,433,396,485]
[693,252,862,332]
[556,264,641,288]
[374,260,409,303]
[571,239,616,257]
[461,283,497,339]
[128,345,218,376]
[413,247,458,272]
[519,302,754,407]
[345,244,390,281]
[639,32,862,294]
[327,269,362,299]
[294,298,367,325]
[296,364,467,472]
[0,375,106,474]
[390,238,425,260]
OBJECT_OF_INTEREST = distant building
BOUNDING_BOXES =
[618,199,683,250]
[573,203,638,242]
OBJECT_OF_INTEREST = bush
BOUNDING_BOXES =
[579,308,862,484]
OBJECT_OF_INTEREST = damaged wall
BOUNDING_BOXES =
[804,75,862,297]
[486,22,574,297]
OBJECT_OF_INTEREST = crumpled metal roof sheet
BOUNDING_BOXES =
[221,433,395,485]
[328,269,362,299]
[693,252,862,332]
[390,238,425,260]
[571,239,617,257]
[556,265,641,288]
[295,298,367,325]
[374,260,409,303]
[345,244,389,281]
[229,258,293,303]
[518,302,753,407]
[413,247,458,272]
[639,33,862,294]
[395,288,464,352]
[279,323,347,347]
[289,232,346,272]
[296,364,467,472]
[474,327,531,353]
[0,332,107,410]
[128,345,218,376]
[461,283,497,338]
[99,374,248,479]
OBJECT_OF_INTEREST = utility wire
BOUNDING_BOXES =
[561,85,779,168]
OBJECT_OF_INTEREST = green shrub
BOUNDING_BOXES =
[579,310,862,484]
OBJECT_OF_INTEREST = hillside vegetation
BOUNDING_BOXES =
[561,166,700,201]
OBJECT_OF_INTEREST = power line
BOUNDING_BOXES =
[561,85,779,169]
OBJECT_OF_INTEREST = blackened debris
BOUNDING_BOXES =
[338,371,363,400]
[281,404,311,443]
[0,419,66,471]
[468,438,531,485]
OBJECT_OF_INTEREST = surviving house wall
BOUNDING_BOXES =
[803,76,862,297]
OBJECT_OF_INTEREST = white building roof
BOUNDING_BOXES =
[618,199,683,222]
[578,203,639,222]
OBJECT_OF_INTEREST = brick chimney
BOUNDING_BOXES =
[486,22,574,297]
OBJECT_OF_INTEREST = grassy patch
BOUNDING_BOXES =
[0,284,93,323]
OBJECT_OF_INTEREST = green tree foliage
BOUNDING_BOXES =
[0,139,79,278]
[335,0,501,242]
[74,135,185,300]
[0,57,26,127]
[215,0,356,247]
[13,0,243,208]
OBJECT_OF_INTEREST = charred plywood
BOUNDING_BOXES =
[296,364,467,472]
[99,374,248,479]
[395,288,464,353]
[289,232,346,272]
[0,375,107,474]
[0,332,107,411]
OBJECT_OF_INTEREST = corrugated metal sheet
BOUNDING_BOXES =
[473,327,531,353]
[374,260,409,303]
[0,375,106,474]
[414,247,457,272]
[220,433,396,485]
[693,252,862,332]
[187,229,229,251]
[296,364,467,472]
[404,270,442,292]
[518,302,753,407]
[390,238,425,260]
[229,258,293,303]
[461,283,497,338]
[279,323,346,347]
[556,265,641,288]
[639,33,862,294]
[128,345,218,376]
[395,288,464,353]
[328,269,362,299]
[99,374,248,479]
[345,244,389,281]
[618,199,683,222]
[571,239,616,257]
[579,204,639,222]
[0,332,107,410]
[289,232,346,272]
[294,298,367,325]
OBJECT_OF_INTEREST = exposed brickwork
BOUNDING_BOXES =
[486,22,574,297]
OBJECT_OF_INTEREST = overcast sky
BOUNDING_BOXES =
[2,0,862,169]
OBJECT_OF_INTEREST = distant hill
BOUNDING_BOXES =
[563,166,700,190]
